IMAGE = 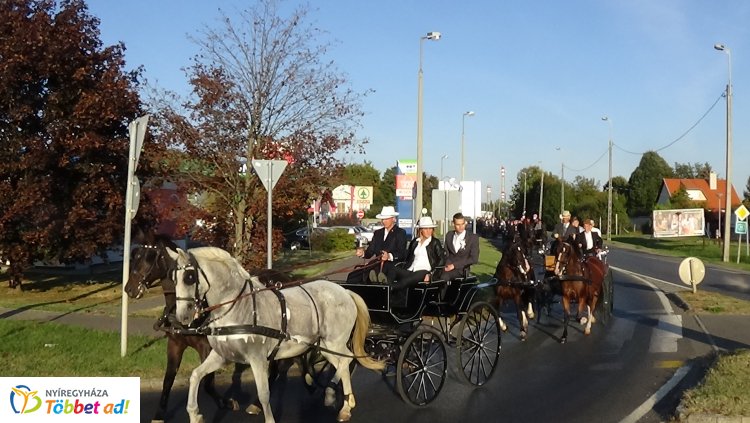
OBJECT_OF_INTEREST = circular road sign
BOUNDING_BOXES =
[356,210,365,219]
[678,257,706,286]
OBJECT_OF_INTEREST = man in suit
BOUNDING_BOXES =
[352,205,408,283]
[551,210,578,252]
[442,213,480,281]
[574,219,603,256]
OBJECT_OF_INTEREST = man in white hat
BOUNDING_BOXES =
[352,205,407,283]
[386,215,445,306]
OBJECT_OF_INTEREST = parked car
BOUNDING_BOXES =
[283,226,330,251]
[328,226,371,248]
[366,222,384,232]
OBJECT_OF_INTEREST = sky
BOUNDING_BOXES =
[88,0,749,204]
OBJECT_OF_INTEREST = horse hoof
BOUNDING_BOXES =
[324,387,336,407]
[520,331,527,341]
[304,373,314,386]
[560,338,567,344]
[500,324,508,332]
[245,404,262,415]
[584,328,591,336]
[580,316,588,325]
[226,399,240,411]
[337,410,352,422]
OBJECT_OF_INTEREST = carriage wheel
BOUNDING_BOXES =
[600,269,615,324]
[457,301,501,386]
[396,326,447,406]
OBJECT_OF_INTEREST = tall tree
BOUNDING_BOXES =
[0,0,143,287]
[338,162,380,187]
[152,0,367,268]
[673,161,712,179]
[627,151,673,216]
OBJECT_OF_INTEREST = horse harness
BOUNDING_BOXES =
[172,252,321,362]
[555,243,594,285]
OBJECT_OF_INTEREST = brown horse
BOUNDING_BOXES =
[493,240,536,341]
[551,240,607,343]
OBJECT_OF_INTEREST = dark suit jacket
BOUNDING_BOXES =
[364,225,408,263]
[553,222,578,240]
[444,230,480,274]
[574,231,603,254]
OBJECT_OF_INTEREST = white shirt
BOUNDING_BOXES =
[409,237,433,272]
[452,231,466,252]
[584,232,594,250]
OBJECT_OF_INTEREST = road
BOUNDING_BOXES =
[138,245,739,423]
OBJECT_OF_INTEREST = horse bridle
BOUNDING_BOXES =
[131,244,169,298]
[554,241,572,276]
[172,254,211,324]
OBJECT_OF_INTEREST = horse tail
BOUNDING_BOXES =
[347,290,385,371]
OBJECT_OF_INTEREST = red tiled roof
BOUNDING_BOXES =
[662,178,741,208]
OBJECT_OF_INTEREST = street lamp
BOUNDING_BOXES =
[460,111,475,182]
[556,147,564,216]
[715,43,732,262]
[440,154,449,181]
[416,31,441,228]
[602,116,613,242]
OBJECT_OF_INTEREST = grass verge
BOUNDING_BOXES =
[0,319,199,379]
[678,349,750,418]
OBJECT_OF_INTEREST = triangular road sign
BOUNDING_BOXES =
[252,160,288,192]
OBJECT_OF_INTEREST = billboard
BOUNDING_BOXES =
[396,159,416,237]
[652,208,705,238]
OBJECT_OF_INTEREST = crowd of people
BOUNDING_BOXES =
[348,205,606,298]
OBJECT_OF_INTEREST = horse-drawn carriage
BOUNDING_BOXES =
[337,266,502,406]
[538,242,614,342]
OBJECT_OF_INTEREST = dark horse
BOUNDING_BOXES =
[125,232,304,421]
[493,241,536,341]
[551,240,607,343]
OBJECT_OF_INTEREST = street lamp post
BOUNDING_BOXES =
[602,116,614,242]
[717,192,724,240]
[416,31,441,228]
[460,111,475,182]
[440,154,449,181]
[715,43,732,262]
[538,169,544,222]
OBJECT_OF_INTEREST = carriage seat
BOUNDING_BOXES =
[389,265,445,310]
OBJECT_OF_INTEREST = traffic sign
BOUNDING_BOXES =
[735,204,749,221]
[736,221,748,235]
[252,160,287,192]
[678,257,705,293]
[356,210,365,219]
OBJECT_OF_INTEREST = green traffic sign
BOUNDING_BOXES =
[736,221,747,235]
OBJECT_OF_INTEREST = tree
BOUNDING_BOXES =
[339,162,380,187]
[0,0,143,287]
[673,162,712,179]
[152,0,367,268]
[627,151,673,216]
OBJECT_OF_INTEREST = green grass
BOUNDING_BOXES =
[679,350,750,417]
[0,319,200,379]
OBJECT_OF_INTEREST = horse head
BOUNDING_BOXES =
[124,232,179,299]
[553,240,581,277]
[166,247,209,327]
[495,241,532,283]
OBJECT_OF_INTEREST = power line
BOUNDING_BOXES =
[564,148,608,173]
[614,91,725,155]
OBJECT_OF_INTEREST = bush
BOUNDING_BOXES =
[313,229,355,252]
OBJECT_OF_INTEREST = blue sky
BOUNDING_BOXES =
[89,0,749,204]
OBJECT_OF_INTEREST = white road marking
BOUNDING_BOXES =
[649,314,682,353]
[619,365,692,423]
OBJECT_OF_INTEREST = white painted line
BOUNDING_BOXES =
[649,315,682,353]
[618,364,692,423]
[610,265,686,292]
[611,266,675,314]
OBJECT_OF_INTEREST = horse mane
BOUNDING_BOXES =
[154,233,179,251]
[188,247,254,282]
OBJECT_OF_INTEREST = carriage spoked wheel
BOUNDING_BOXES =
[456,301,501,386]
[396,326,447,406]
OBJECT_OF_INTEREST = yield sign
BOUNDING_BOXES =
[252,160,288,192]
[734,204,749,221]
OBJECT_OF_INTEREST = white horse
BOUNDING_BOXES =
[167,247,384,423]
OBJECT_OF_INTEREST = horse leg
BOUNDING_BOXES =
[515,294,528,341]
[494,290,508,332]
[560,295,570,344]
[247,359,292,415]
[321,350,355,422]
[577,293,589,325]
[193,338,236,412]
[153,336,186,423]
[187,350,227,423]
[584,305,593,335]
[247,356,276,423]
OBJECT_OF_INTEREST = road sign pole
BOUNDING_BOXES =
[252,160,288,270]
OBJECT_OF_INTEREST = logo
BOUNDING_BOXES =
[9,385,42,414]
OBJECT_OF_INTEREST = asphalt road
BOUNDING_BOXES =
[139,245,726,423]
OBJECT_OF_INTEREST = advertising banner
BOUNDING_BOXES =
[652,208,705,238]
